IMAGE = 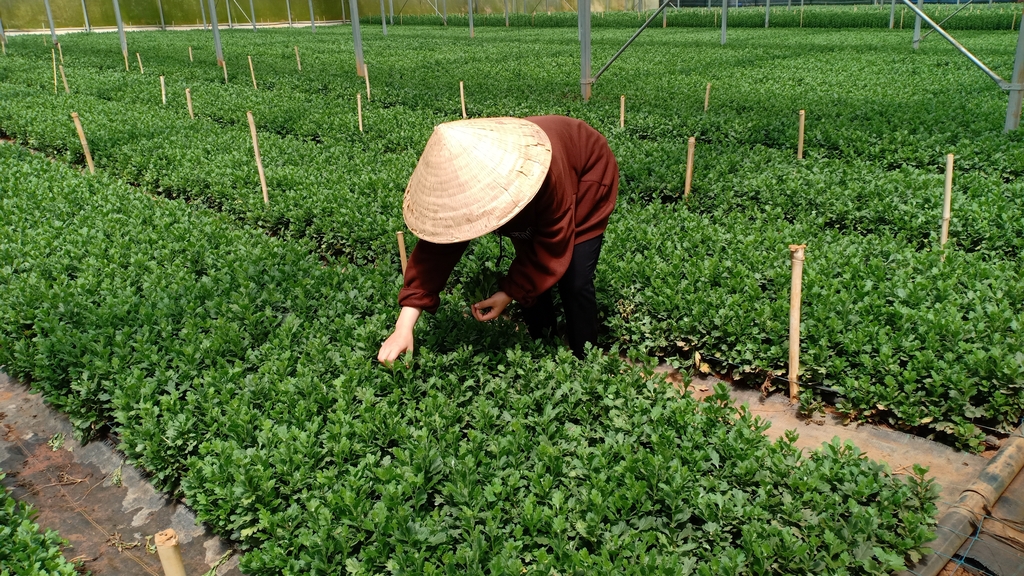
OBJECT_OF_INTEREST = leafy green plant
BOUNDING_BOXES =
[0,472,81,576]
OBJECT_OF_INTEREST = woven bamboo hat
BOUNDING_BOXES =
[403,117,552,244]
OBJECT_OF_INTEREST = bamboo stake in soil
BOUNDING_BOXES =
[186,88,194,119]
[154,530,186,576]
[704,82,711,112]
[189,46,193,62]
[460,81,467,118]
[51,49,57,93]
[59,64,69,93]
[620,95,625,128]
[357,92,364,132]
[136,52,144,74]
[222,60,228,83]
[397,231,408,274]
[788,244,806,403]
[57,42,64,64]
[684,136,695,197]
[160,75,166,104]
[70,112,94,174]
[295,46,302,71]
[364,65,371,101]
[900,6,905,28]
[246,111,269,204]
[248,55,257,89]
[797,109,805,159]
[123,50,129,72]
[940,153,954,252]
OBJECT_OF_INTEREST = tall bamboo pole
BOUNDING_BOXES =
[788,244,806,403]
[247,111,269,204]
[71,112,95,174]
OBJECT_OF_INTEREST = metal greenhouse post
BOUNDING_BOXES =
[469,0,475,37]
[226,0,233,28]
[285,0,291,25]
[443,0,447,24]
[207,0,224,67]
[158,0,166,30]
[112,0,128,68]
[765,0,770,27]
[44,0,57,46]
[81,0,91,32]
[721,0,728,44]
[380,0,388,34]
[580,0,591,100]
[308,0,316,31]
[912,0,922,49]
[505,0,509,26]
[350,0,365,74]
[389,0,394,25]
[1006,23,1024,131]
[200,0,207,29]
[889,0,896,28]
[248,0,257,31]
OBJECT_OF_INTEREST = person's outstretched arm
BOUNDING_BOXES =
[378,306,422,363]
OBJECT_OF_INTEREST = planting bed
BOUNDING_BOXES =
[0,13,1020,573]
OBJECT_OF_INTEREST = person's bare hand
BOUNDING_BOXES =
[378,328,414,365]
[472,291,512,321]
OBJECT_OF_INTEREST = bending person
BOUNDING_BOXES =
[378,115,619,363]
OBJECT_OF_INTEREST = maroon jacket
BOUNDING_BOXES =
[398,115,619,311]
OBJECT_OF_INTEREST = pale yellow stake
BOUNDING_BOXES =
[788,244,806,403]
[704,82,711,112]
[154,530,186,576]
[160,75,166,104]
[70,112,95,174]
[59,65,69,93]
[364,65,371,101]
[357,93,364,133]
[188,46,193,62]
[295,46,302,71]
[619,95,625,128]
[136,52,144,74]
[186,88,194,119]
[684,136,695,197]
[940,153,954,253]
[246,111,269,204]
[460,81,467,119]
[51,49,57,93]
[57,42,64,64]
[397,231,408,275]
[222,60,228,83]
[123,50,129,72]
[248,55,257,90]
[797,109,805,159]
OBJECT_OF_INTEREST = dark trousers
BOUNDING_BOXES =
[521,235,603,359]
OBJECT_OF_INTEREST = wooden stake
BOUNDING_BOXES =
[364,65,371,101]
[940,153,954,251]
[160,75,166,104]
[59,64,69,93]
[900,6,905,28]
[787,244,806,403]
[70,112,95,174]
[154,530,186,576]
[223,60,229,83]
[248,55,257,89]
[396,231,408,274]
[619,95,625,128]
[704,82,711,112]
[136,52,144,74]
[684,136,695,196]
[246,111,269,204]
[797,109,805,159]
[460,80,467,118]
[123,50,129,72]
[186,88,194,119]
[57,42,64,64]
[295,46,302,71]
[51,49,57,93]
[189,45,193,62]
[357,92,364,132]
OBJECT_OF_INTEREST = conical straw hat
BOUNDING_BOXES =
[403,117,552,244]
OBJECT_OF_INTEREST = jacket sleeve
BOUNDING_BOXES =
[398,239,469,313]
[498,192,575,308]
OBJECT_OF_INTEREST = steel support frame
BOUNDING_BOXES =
[380,0,388,34]
[589,0,672,86]
[207,0,223,65]
[580,0,591,99]
[721,0,728,44]
[112,0,128,59]
[0,11,6,46]
[350,0,366,75]
[44,0,57,45]
[158,0,166,30]
[200,0,208,29]
[285,0,291,25]
[81,0,91,31]
[248,0,256,30]
[389,0,394,25]
[912,0,922,49]
[469,0,475,37]
[308,0,316,31]
[900,0,1023,131]
[765,0,770,27]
